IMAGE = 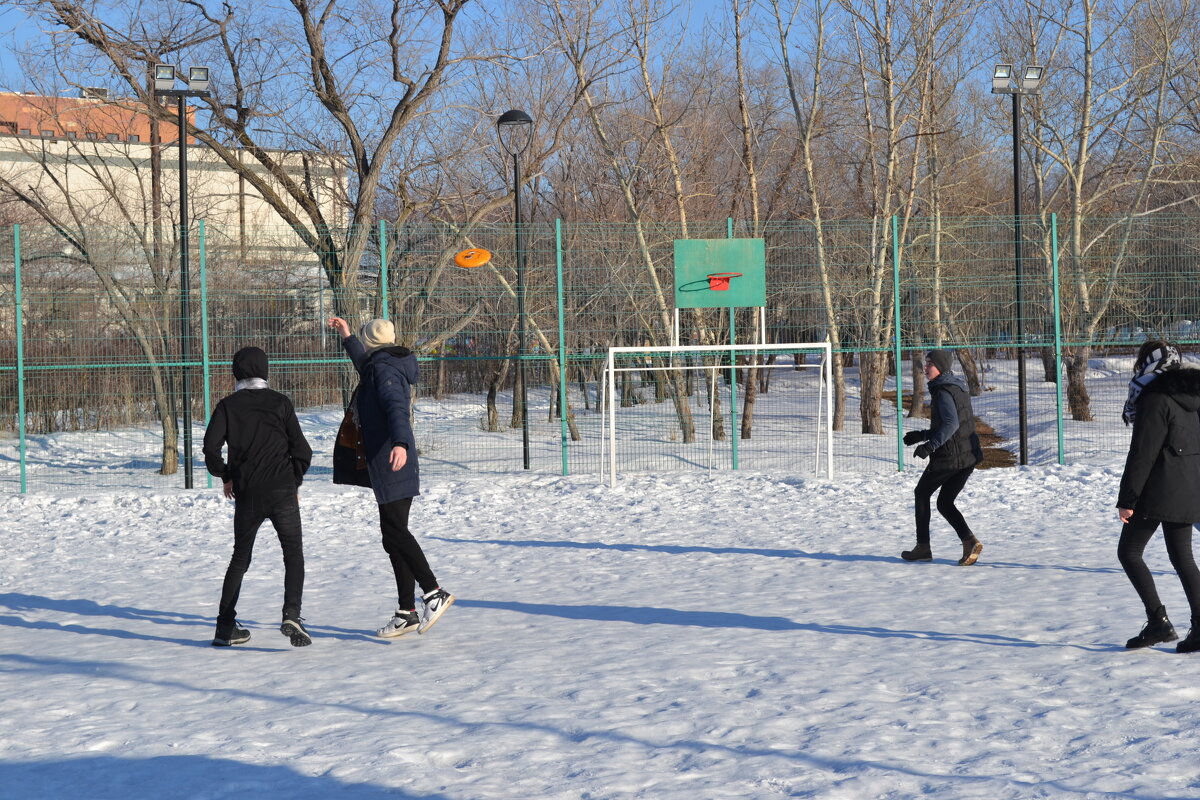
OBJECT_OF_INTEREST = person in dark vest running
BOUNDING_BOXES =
[1116,340,1200,652]
[900,349,984,565]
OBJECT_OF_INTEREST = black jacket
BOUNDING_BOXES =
[1118,367,1200,522]
[924,373,983,470]
[203,348,312,497]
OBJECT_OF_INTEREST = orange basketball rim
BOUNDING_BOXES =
[454,248,492,268]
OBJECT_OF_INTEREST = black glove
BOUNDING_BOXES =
[903,430,926,445]
[914,443,933,459]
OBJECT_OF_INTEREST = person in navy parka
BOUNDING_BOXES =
[328,316,454,637]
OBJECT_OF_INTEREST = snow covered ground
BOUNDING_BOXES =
[4,463,1200,799]
[4,354,1200,799]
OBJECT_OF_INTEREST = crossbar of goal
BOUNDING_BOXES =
[601,342,833,487]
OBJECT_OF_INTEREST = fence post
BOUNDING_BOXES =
[727,217,739,471]
[1051,213,1065,465]
[14,224,26,493]
[556,219,569,476]
[200,220,212,489]
[893,214,904,471]
[379,220,389,320]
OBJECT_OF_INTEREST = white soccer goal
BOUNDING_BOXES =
[600,343,833,487]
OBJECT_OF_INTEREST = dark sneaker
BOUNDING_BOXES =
[377,609,421,638]
[958,537,983,566]
[1126,605,1178,649]
[901,543,932,562]
[1176,621,1200,654]
[280,617,312,647]
[213,622,251,647]
[419,588,455,635]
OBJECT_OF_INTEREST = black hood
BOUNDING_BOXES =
[1143,366,1200,412]
[232,346,269,381]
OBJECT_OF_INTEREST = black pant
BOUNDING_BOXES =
[379,497,438,610]
[1118,516,1200,620]
[914,464,976,545]
[217,487,304,625]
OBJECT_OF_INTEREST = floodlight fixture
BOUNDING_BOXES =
[186,67,210,92]
[992,64,1014,94]
[1021,65,1045,92]
[154,65,176,92]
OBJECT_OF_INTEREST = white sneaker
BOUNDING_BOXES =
[419,588,455,634]
[376,609,420,638]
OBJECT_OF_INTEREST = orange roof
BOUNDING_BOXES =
[0,92,195,144]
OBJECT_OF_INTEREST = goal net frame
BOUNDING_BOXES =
[601,342,834,487]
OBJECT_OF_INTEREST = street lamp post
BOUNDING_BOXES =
[155,65,211,488]
[496,109,534,470]
[991,63,1044,467]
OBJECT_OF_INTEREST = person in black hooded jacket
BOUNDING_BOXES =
[900,349,985,566]
[328,317,454,639]
[203,346,313,648]
[1116,340,1200,653]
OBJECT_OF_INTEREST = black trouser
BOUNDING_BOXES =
[217,487,304,625]
[1118,516,1200,621]
[379,497,438,610]
[914,464,976,545]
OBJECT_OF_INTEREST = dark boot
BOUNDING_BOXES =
[1176,619,1200,654]
[1125,605,1178,649]
[213,620,251,647]
[901,542,932,562]
[958,537,983,566]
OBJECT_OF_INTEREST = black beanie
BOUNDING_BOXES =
[232,346,269,380]
[926,349,954,375]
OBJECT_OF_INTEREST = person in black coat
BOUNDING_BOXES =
[202,346,313,647]
[1116,340,1200,652]
[328,316,454,638]
[900,349,985,565]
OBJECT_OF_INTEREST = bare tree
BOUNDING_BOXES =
[1009,0,1200,420]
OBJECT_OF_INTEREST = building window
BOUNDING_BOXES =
[19,128,31,136]
[86,132,98,140]
[0,121,15,134]
[41,129,54,137]
[128,134,140,143]
[66,131,78,138]
[106,133,119,142]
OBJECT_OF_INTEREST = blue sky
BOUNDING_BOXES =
[2,0,734,95]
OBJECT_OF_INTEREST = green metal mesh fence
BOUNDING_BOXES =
[3,214,1194,493]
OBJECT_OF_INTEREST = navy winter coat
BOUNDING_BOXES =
[343,335,420,504]
[1118,367,1200,523]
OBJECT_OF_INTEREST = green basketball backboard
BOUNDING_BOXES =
[673,238,766,309]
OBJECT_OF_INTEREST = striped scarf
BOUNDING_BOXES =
[1122,345,1181,425]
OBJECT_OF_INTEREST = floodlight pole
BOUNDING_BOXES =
[993,65,1041,467]
[178,94,193,487]
[156,76,210,488]
[1012,90,1029,466]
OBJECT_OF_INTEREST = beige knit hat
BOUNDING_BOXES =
[359,319,396,352]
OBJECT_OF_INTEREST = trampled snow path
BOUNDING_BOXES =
[3,466,1200,799]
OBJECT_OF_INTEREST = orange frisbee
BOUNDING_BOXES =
[454,248,492,268]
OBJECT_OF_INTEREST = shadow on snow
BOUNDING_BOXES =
[0,755,442,800]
